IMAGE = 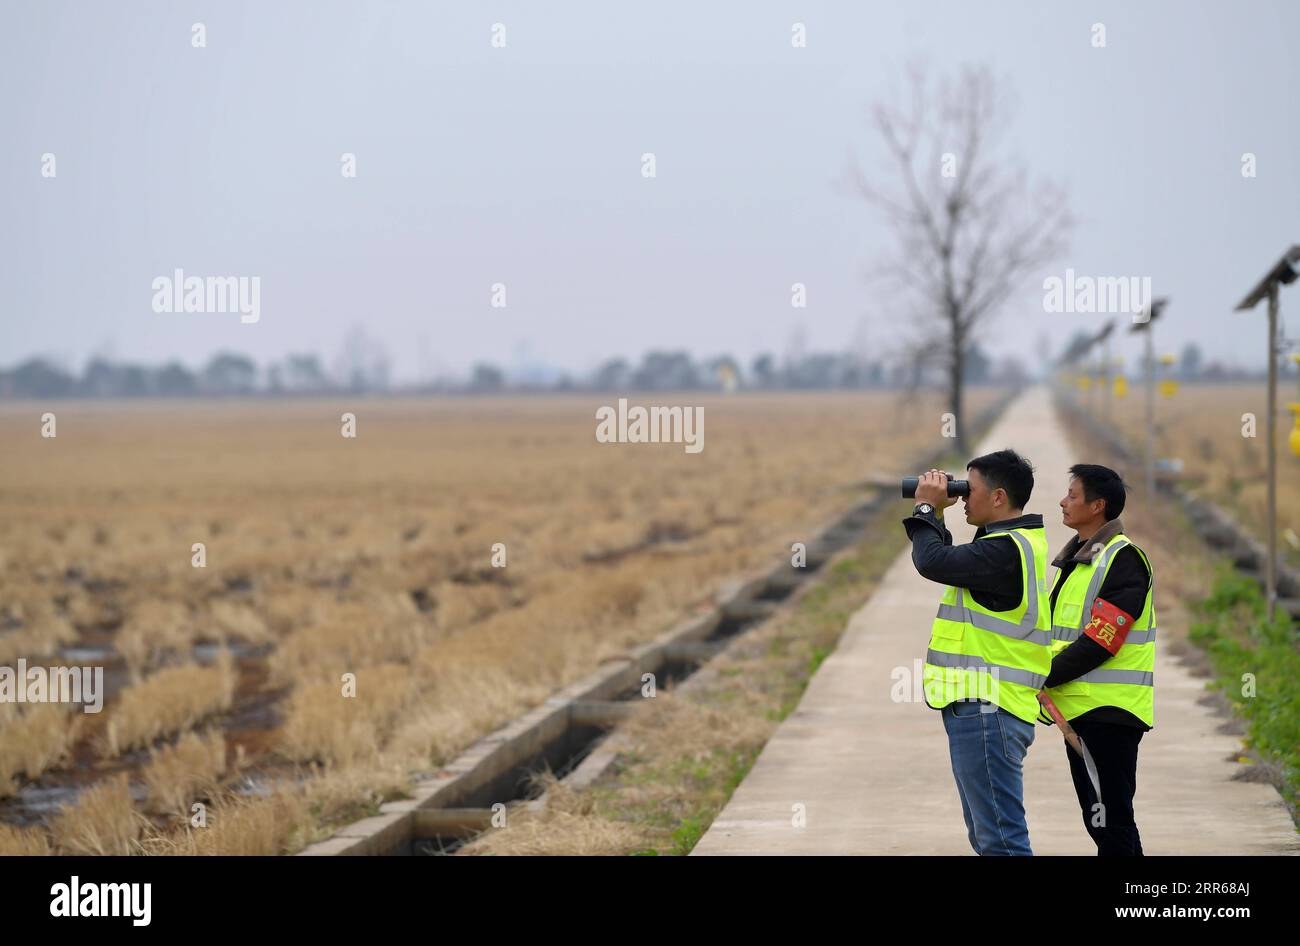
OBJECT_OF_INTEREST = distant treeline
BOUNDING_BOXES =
[1,353,329,399]
[0,340,1262,399]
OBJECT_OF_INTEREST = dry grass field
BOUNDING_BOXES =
[0,389,996,854]
[1089,381,1300,569]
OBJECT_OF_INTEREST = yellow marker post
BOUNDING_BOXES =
[1158,354,1178,399]
[1289,354,1300,458]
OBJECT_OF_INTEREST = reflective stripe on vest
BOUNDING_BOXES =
[1052,624,1158,645]
[1073,668,1153,686]
[924,648,1048,690]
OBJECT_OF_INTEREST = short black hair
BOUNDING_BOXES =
[966,448,1034,509]
[1068,463,1128,521]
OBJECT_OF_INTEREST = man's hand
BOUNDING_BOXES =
[914,469,958,509]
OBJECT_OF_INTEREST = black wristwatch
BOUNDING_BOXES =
[913,502,934,517]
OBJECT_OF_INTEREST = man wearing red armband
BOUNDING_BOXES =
[1043,464,1155,856]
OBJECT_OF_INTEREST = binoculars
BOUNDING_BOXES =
[901,475,971,498]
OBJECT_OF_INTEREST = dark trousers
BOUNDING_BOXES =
[1065,718,1144,855]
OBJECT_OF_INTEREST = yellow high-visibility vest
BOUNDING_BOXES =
[923,525,1052,725]
[1045,532,1155,726]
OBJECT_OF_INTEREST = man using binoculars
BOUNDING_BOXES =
[901,449,1051,856]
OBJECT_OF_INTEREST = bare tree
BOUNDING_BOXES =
[333,325,392,393]
[845,63,1071,451]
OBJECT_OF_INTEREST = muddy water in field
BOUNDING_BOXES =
[0,641,288,829]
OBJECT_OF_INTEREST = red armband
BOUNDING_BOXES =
[1082,597,1134,656]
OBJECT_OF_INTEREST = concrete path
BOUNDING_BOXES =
[692,385,1298,855]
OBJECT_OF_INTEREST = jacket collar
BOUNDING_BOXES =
[973,512,1043,539]
[1051,517,1125,567]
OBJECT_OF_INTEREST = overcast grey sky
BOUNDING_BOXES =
[2,1,1297,382]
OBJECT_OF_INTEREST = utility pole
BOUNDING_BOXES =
[1143,324,1155,496]
[1266,282,1279,621]
[1093,321,1115,429]
[1101,332,1112,426]
[1235,246,1300,622]
[1131,299,1167,499]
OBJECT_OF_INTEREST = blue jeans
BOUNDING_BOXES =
[941,699,1036,856]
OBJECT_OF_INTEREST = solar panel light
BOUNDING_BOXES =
[1235,246,1300,311]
